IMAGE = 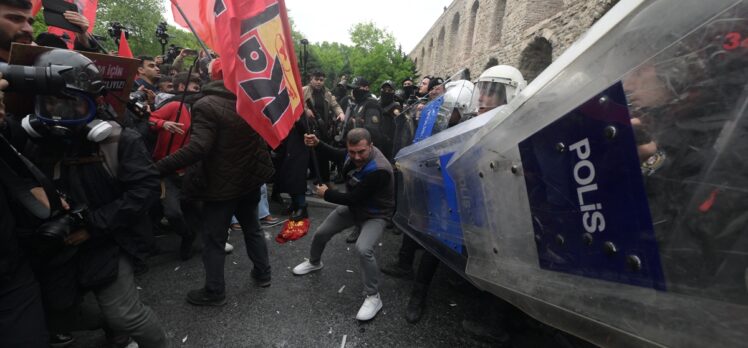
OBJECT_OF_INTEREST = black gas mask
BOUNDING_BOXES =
[20,49,111,143]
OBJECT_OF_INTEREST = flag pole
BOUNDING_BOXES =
[170,0,212,57]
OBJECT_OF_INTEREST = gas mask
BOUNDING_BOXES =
[21,49,111,143]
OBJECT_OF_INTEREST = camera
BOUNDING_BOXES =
[156,21,170,41]
[36,205,87,245]
[107,22,130,41]
[165,44,183,64]
[127,91,150,119]
[0,62,70,95]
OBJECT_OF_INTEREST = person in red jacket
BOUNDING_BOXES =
[149,72,202,260]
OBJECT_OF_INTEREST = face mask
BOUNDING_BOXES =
[403,85,416,98]
[353,88,368,102]
[380,92,395,105]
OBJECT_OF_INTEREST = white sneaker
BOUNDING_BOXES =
[225,242,234,254]
[292,260,323,275]
[356,293,383,321]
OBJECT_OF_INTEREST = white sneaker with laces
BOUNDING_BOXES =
[225,242,234,254]
[356,293,383,321]
[292,260,323,275]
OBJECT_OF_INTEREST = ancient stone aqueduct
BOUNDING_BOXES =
[409,0,620,83]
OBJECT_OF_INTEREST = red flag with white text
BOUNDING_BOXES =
[170,0,218,51]
[213,0,304,148]
[46,0,98,49]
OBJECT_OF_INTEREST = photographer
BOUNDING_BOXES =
[0,71,49,347]
[15,49,168,347]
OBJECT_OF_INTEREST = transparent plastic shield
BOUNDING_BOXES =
[395,113,495,256]
[445,0,748,346]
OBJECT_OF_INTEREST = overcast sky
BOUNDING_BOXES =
[164,0,454,53]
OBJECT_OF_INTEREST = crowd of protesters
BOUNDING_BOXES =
[0,0,526,346]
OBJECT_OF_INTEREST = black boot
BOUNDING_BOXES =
[405,283,428,323]
[290,206,308,221]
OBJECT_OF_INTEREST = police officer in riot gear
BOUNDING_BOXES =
[347,77,385,155]
[472,65,526,116]
[378,80,399,161]
[16,49,168,347]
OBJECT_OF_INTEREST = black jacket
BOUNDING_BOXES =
[23,125,160,289]
[155,80,274,201]
[317,141,394,222]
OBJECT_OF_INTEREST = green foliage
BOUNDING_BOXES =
[291,20,416,91]
[347,22,415,91]
[32,12,48,38]
[93,0,165,56]
[167,24,201,53]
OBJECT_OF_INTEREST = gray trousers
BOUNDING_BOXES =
[95,256,168,348]
[310,206,385,295]
[49,256,168,348]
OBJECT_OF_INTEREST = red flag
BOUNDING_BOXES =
[118,31,133,58]
[213,0,304,148]
[31,0,42,15]
[170,0,218,50]
[46,0,99,49]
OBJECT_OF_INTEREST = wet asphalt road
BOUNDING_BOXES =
[73,199,594,348]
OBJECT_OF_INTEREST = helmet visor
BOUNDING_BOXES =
[36,91,96,126]
[473,81,507,115]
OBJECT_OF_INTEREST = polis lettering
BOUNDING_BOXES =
[569,138,606,233]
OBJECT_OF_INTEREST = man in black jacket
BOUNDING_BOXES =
[155,61,275,306]
[18,49,168,347]
[292,128,394,321]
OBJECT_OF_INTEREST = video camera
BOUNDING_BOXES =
[156,21,170,41]
[0,62,70,95]
[107,22,130,41]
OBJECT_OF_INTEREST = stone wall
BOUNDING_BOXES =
[409,0,619,83]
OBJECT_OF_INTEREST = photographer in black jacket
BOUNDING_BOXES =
[15,49,168,347]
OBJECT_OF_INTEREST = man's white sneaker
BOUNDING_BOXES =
[356,293,383,321]
[292,260,323,275]
[225,243,234,254]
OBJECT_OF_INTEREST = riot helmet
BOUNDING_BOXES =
[473,65,526,115]
[380,80,396,105]
[350,76,370,103]
[22,49,111,142]
[434,80,475,132]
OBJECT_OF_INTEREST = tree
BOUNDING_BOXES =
[310,41,350,88]
[93,0,164,56]
[289,21,416,91]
